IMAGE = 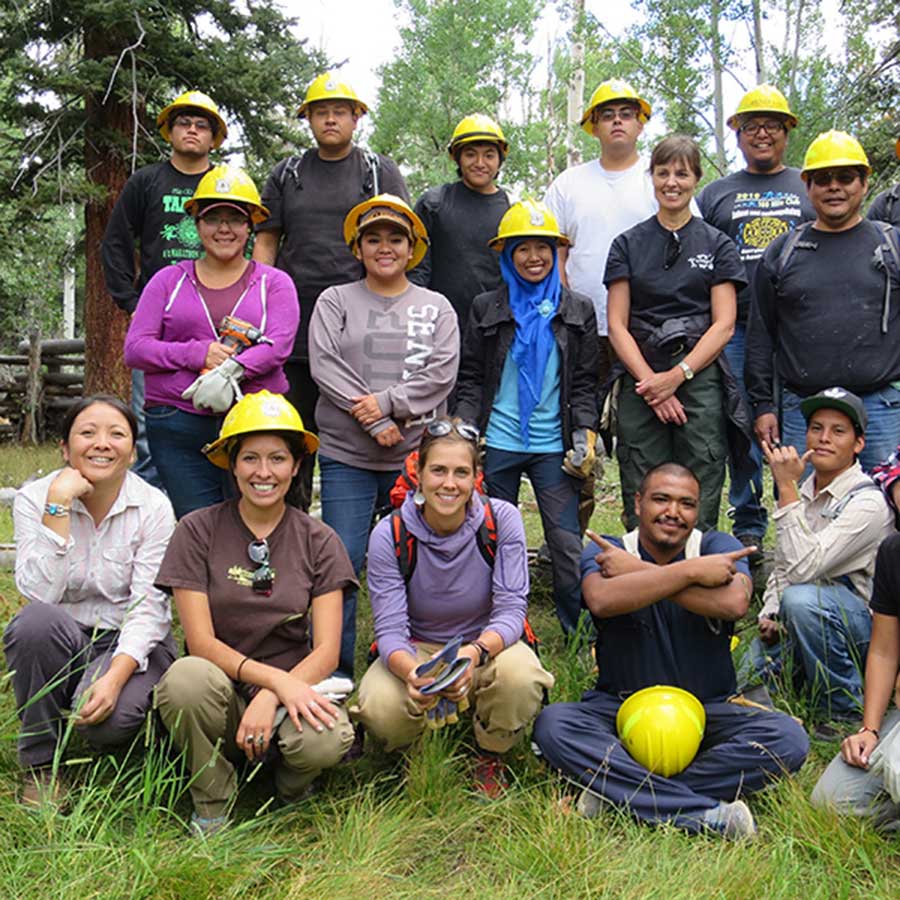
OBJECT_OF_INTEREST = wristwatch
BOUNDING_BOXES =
[471,640,491,668]
[678,360,694,381]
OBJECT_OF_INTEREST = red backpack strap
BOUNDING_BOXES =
[475,498,498,568]
[391,508,417,583]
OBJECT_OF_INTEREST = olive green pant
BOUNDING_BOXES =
[156,656,353,818]
[351,641,554,753]
[616,364,727,532]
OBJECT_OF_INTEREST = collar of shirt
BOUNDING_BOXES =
[800,460,866,508]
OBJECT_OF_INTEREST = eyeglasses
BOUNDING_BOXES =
[809,170,860,187]
[597,106,638,123]
[664,231,682,270]
[172,115,212,132]
[247,539,274,596]
[425,420,479,443]
[739,119,786,136]
[200,213,250,229]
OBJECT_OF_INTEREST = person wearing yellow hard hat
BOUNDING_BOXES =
[103,89,228,493]
[124,166,299,519]
[454,199,599,640]
[866,136,900,226]
[408,114,511,325]
[253,73,410,513]
[746,129,900,474]
[154,391,355,835]
[698,85,814,567]
[308,194,459,682]
[533,462,809,838]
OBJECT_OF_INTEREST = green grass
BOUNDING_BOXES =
[0,449,898,898]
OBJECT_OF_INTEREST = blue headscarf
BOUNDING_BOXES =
[500,238,562,446]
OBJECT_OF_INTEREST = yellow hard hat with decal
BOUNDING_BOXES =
[298,73,368,118]
[727,84,798,130]
[343,193,429,270]
[447,114,509,158]
[801,130,871,179]
[203,391,319,469]
[489,199,570,250]
[157,91,228,149]
[184,165,269,225]
[580,79,651,135]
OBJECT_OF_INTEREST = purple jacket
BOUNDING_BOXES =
[124,260,299,414]
[366,494,529,663]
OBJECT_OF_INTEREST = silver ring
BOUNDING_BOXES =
[245,734,255,744]
[256,734,265,746]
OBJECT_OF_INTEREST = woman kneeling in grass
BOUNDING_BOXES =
[154,391,355,834]
[352,418,554,797]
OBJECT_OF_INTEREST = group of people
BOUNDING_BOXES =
[3,69,900,839]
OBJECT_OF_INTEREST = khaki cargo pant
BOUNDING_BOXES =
[351,641,554,753]
[156,656,354,818]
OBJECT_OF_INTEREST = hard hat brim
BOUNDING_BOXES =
[157,99,228,149]
[726,110,799,131]
[203,427,320,469]
[447,132,510,158]
[489,230,570,250]
[184,196,270,226]
[579,97,652,135]
[801,159,872,177]
[297,97,369,119]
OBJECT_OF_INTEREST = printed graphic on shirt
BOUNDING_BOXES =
[227,564,276,588]
[160,187,202,261]
[730,190,803,262]
[687,253,714,270]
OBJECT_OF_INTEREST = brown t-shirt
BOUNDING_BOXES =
[156,500,356,672]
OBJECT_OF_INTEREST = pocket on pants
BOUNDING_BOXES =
[144,405,180,422]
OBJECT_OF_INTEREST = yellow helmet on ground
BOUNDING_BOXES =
[727,84,798,131]
[616,685,706,777]
[580,79,651,135]
[447,114,509,159]
[343,193,429,270]
[184,165,269,225]
[297,73,368,119]
[488,199,570,250]
[157,91,228,149]
[203,391,319,469]
[801,130,871,179]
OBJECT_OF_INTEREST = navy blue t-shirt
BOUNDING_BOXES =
[580,531,750,702]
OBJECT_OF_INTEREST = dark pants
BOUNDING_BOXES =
[484,447,586,638]
[284,359,319,512]
[3,603,177,768]
[534,690,809,833]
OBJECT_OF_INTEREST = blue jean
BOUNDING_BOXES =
[724,323,766,539]
[319,455,400,680]
[751,582,872,719]
[144,405,232,519]
[483,448,585,638]
[534,691,808,833]
[131,370,164,491]
[781,385,900,474]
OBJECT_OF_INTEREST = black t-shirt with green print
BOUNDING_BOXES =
[102,161,211,313]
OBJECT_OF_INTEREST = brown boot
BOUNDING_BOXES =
[20,767,69,810]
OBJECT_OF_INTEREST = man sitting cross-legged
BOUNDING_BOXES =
[533,462,808,838]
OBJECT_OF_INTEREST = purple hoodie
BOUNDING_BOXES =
[366,493,529,664]
[124,260,298,414]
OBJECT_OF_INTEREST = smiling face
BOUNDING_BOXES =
[197,206,251,263]
[736,115,789,173]
[417,439,476,534]
[651,157,698,216]
[807,167,867,231]
[512,238,554,283]
[62,402,135,488]
[232,434,300,513]
[355,221,414,284]
[457,143,501,193]
[805,408,864,480]
[635,470,700,556]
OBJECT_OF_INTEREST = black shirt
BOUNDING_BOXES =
[101,161,210,313]
[698,167,815,322]
[869,532,900,618]
[604,215,747,332]
[867,185,900,227]
[258,146,408,358]
[408,181,510,324]
[745,218,900,417]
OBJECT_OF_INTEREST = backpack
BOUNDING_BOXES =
[276,147,382,196]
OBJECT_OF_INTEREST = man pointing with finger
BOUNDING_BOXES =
[534,462,808,838]
[754,388,894,722]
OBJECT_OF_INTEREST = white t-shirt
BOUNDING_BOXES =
[544,156,657,335]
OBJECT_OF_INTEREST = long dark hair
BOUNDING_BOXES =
[228,430,308,508]
[61,395,137,446]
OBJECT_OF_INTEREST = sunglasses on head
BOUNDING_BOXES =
[425,420,479,443]
[247,539,274,596]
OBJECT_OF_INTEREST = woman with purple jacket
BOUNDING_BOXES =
[124,166,298,518]
[352,419,554,797]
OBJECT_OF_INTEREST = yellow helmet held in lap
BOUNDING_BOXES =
[727,84,798,130]
[447,114,509,159]
[616,685,706,777]
[157,90,228,149]
[203,391,319,469]
[298,73,368,118]
[488,199,570,250]
[184,165,269,225]
[801,130,871,179]
[343,193,430,269]
[580,79,652,135]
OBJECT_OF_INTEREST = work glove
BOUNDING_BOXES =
[562,428,597,479]
[868,721,900,803]
[182,357,244,414]
[424,694,470,730]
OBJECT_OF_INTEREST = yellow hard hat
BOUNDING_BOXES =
[801,130,871,179]
[580,79,651,135]
[727,84,798,131]
[488,199,570,250]
[447,114,509,159]
[157,91,228,149]
[343,193,429,270]
[616,685,706,777]
[297,73,368,119]
[203,391,319,469]
[184,165,269,225]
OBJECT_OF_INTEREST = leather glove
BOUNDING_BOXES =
[562,428,597,478]
[868,721,900,802]
[182,357,244,413]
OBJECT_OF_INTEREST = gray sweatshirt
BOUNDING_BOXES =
[309,278,460,470]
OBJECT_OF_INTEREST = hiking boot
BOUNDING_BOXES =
[20,767,69,811]
[813,720,850,741]
[472,753,509,800]
[575,788,603,819]
[704,799,757,840]
[190,810,229,837]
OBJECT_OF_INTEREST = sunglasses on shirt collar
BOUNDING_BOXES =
[664,231,682,270]
[247,539,274,596]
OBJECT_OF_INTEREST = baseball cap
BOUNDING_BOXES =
[800,387,867,433]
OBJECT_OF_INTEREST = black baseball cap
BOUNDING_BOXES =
[800,387,867,433]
